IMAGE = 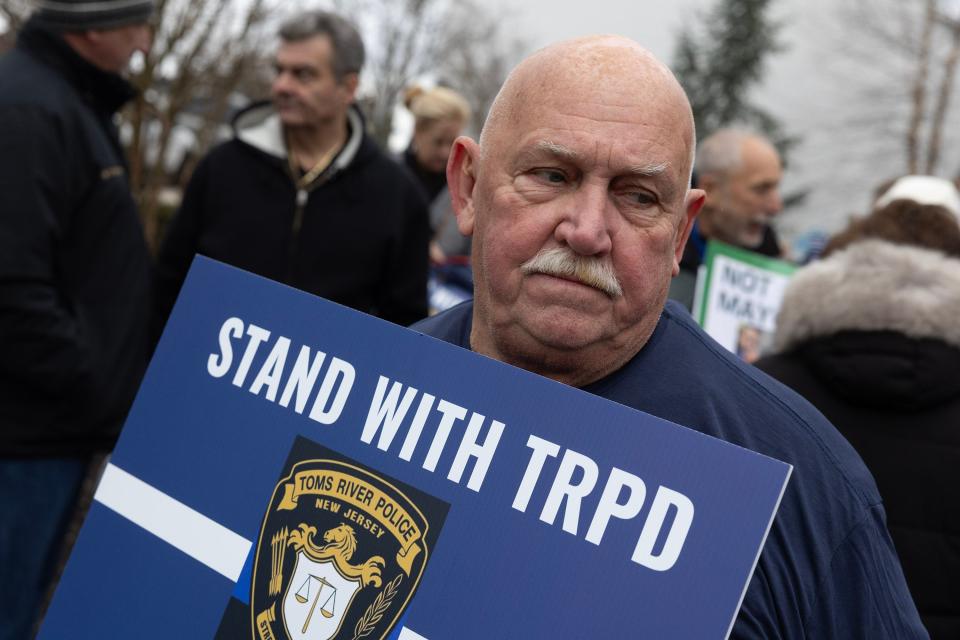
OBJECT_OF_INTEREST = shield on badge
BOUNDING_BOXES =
[250,452,450,640]
[282,550,362,640]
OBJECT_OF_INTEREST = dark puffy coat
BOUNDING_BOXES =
[0,20,152,455]
[155,102,430,332]
[756,239,960,639]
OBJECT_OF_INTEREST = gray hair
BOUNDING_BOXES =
[278,11,365,81]
[695,128,757,178]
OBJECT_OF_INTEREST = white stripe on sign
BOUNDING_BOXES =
[94,463,252,581]
[399,628,429,640]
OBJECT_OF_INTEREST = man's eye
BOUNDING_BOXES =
[625,191,657,207]
[533,169,567,184]
[753,183,776,196]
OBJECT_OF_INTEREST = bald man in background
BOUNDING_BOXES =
[413,37,927,638]
[670,129,785,310]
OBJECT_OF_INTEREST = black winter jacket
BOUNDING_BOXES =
[0,20,152,455]
[756,239,960,639]
[155,102,430,332]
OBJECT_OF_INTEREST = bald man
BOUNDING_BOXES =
[412,37,927,638]
[670,129,785,309]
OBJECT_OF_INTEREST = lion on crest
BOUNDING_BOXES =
[288,523,385,588]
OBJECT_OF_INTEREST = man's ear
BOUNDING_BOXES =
[697,173,722,206]
[446,136,480,236]
[340,72,360,103]
[673,188,705,276]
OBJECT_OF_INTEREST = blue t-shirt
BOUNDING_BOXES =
[411,300,928,639]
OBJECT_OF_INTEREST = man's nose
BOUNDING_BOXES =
[554,183,613,256]
[272,71,294,95]
[767,188,783,216]
[134,24,152,54]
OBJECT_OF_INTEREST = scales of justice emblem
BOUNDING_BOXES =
[279,525,372,639]
[251,457,438,640]
[291,570,341,631]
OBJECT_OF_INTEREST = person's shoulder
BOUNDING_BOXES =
[0,47,70,113]
[752,350,812,392]
[408,302,473,347]
[661,301,848,437]
[204,138,249,163]
[0,47,34,89]
[657,301,881,505]
[660,301,818,418]
[347,138,430,224]
[189,136,270,182]
[354,135,423,188]
[651,305,925,636]
[0,57,68,145]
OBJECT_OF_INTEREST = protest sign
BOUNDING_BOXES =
[41,257,791,639]
[693,241,798,362]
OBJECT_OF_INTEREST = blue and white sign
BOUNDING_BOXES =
[41,257,791,639]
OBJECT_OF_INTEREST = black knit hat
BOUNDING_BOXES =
[33,0,154,31]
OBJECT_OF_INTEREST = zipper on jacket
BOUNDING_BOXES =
[288,188,309,276]
[285,136,345,278]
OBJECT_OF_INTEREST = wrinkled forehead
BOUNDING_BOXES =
[483,40,695,181]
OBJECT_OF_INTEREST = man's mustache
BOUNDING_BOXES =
[520,247,623,298]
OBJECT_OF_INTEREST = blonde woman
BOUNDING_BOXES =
[402,86,472,262]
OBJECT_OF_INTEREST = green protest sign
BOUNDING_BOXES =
[693,241,797,362]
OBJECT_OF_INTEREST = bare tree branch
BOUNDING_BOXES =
[833,0,960,177]
[123,0,281,250]
[907,0,936,173]
[925,13,960,172]
[0,0,30,37]
[435,0,525,136]
[342,0,526,148]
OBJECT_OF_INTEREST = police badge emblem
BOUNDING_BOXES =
[246,441,447,640]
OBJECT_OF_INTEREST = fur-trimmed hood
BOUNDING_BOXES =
[774,239,960,352]
[756,244,960,635]
[769,239,960,409]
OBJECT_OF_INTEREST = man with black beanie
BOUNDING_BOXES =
[0,1,153,636]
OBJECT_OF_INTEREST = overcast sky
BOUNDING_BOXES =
[7,0,954,241]
[492,0,960,243]
[495,0,700,61]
